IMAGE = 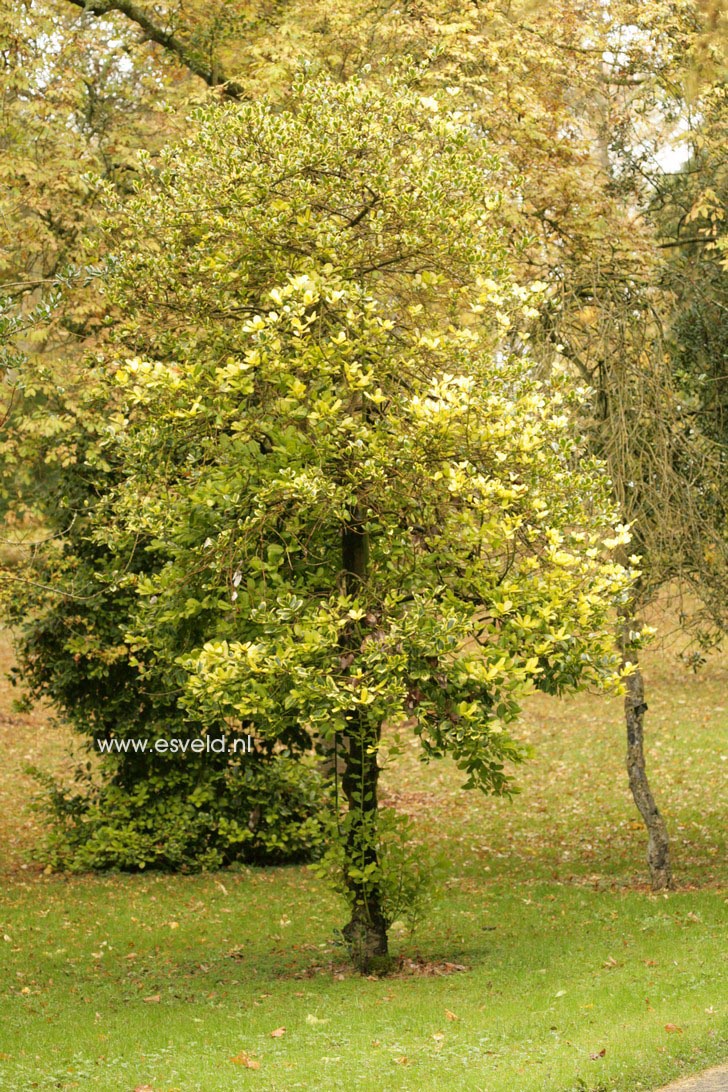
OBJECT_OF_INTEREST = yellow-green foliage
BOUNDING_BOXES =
[95,75,634,791]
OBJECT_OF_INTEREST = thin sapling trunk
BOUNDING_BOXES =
[620,621,674,891]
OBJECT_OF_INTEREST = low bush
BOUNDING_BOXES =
[31,755,328,872]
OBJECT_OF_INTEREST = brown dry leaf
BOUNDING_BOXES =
[395,957,469,977]
[134,1086,155,1091]
[602,956,618,969]
[445,1009,459,1021]
[394,1056,409,1066]
[270,1027,286,1038]
[229,1052,260,1069]
[664,1023,683,1034]
[142,994,161,1004]
[590,1048,606,1060]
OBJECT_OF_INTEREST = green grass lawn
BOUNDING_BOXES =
[0,634,726,1091]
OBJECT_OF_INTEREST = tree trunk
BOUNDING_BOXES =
[340,712,389,971]
[339,509,389,972]
[620,625,674,891]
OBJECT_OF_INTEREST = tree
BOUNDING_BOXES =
[85,75,634,968]
[359,0,727,891]
[537,8,727,889]
[6,0,719,894]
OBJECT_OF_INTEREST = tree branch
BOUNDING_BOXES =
[658,236,713,249]
[65,0,245,98]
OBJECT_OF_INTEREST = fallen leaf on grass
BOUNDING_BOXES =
[270,1027,286,1038]
[433,1033,444,1044]
[445,1009,459,1021]
[602,956,618,968]
[229,1052,260,1069]
[142,995,160,1004]
[664,1024,683,1034]
[134,1085,155,1091]
[394,1056,409,1066]
[394,957,468,977]
[590,1049,606,1059]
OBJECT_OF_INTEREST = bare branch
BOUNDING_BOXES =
[64,0,245,98]
[657,236,714,249]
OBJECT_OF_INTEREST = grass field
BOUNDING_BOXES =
[0,628,725,1091]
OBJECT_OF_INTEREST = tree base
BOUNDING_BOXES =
[343,911,391,974]
[647,849,674,892]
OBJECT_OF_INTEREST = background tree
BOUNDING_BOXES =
[355,0,727,890]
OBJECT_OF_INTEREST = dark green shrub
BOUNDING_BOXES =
[3,362,326,871]
[31,755,327,872]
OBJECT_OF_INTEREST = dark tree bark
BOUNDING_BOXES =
[339,508,389,971]
[65,0,245,98]
[340,711,388,971]
[620,622,674,891]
